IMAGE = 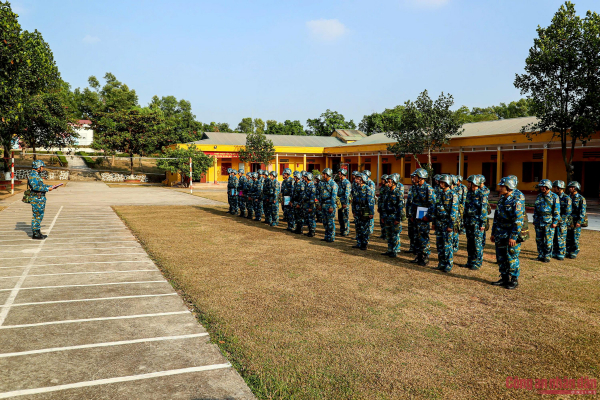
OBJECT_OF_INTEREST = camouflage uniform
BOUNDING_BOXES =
[237,174,248,217]
[405,186,416,253]
[320,177,338,242]
[553,192,572,260]
[567,192,586,259]
[254,175,265,221]
[409,182,436,258]
[227,174,238,214]
[292,179,306,233]
[269,176,281,226]
[351,179,360,238]
[366,178,376,234]
[314,178,323,223]
[337,176,352,236]
[282,176,295,230]
[354,183,375,248]
[303,179,317,236]
[533,191,560,261]
[480,185,491,248]
[28,169,51,234]
[378,184,389,239]
[492,189,525,280]
[454,183,467,249]
[246,176,256,219]
[464,187,488,269]
[382,185,404,256]
[429,186,459,272]
[263,176,273,224]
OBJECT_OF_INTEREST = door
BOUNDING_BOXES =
[482,162,497,190]
[583,161,600,198]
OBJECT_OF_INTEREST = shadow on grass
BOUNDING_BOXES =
[198,205,494,286]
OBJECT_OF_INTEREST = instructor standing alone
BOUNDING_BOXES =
[28,160,56,240]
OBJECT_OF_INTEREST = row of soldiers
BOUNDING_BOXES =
[227,167,587,290]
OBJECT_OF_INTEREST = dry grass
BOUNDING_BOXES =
[115,204,600,400]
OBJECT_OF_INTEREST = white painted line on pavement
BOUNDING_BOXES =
[0,310,189,329]
[0,260,153,269]
[0,269,157,279]
[0,240,136,248]
[0,363,231,399]
[4,293,177,308]
[0,207,63,326]
[0,246,141,253]
[0,280,167,292]
[0,332,209,358]
[0,253,147,260]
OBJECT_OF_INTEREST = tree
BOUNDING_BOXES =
[238,131,275,166]
[265,119,306,135]
[0,1,25,127]
[386,90,463,180]
[90,108,166,175]
[202,122,233,132]
[306,109,356,136]
[149,95,202,143]
[70,73,138,119]
[237,117,254,133]
[254,118,265,134]
[514,1,600,182]
[156,144,214,185]
[493,99,533,119]
[359,106,404,135]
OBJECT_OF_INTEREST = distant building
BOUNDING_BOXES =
[73,120,93,146]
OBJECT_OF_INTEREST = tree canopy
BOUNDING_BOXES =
[306,109,356,136]
[156,144,214,182]
[238,131,275,166]
[359,106,404,136]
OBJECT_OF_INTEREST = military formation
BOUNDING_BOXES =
[226,166,588,290]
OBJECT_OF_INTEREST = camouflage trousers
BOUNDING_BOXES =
[356,217,371,247]
[383,220,401,255]
[264,199,272,224]
[228,193,238,213]
[566,227,581,258]
[246,198,254,219]
[495,238,521,278]
[407,218,416,252]
[338,206,350,236]
[369,218,374,234]
[238,195,246,213]
[379,213,386,238]
[269,200,279,226]
[552,222,567,259]
[316,205,323,223]
[534,224,555,260]
[31,197,46,231]
[435,229,454,271]
[414,219,431,256]
[253,199,263,221]
[283,205,295,230]
[452,231,460,252]
[303,206,316,233]
[465,225,485,269]
[294,206,304,230]
[322,208,336,241]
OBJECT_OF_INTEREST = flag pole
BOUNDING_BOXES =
[189,157,193,194]
[11,151,14,195]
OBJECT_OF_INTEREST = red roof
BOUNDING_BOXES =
[77,120,92,125]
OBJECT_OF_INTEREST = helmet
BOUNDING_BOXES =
[438,174,452,186]
[539,179,552,189]
[293,171,302,179]
[238,169,244,174]
[301,170,307,176]
[457,175,463,182]
[358,173,367,182]
[451,175,458,185]
[567,181,581,191]
[246,172,251,177]
[301,171,309,178]
[552,180,565,189]
[478,174,486,184]
[467,175,482,186]
[314,174,322,181]
[227,168,233,174]
[322,168,333,177]
[411,168,428,179]
[433,174,441,182]
[305,172,313,181]
[498,176,517,190]
[352,171,360,177]
[391,173,400,182]
[387,174,398,185]
[232,169,237,174]
[338,168,347,176]
[363,170,371,178]
[507,175,519,185]
[381,174,389,181]
[32,160,46,169]
[283,168,292,175]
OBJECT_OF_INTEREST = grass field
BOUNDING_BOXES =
[115,203,600,400]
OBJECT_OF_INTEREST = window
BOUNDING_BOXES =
[431,163,442,176]
[457,163,468,177]
[363,163,371,172]
[404,164,411,178]
[221,163,232,175]
[522,162,543,182]
[382,164,392,175]
[280,163,289,174]
[307,164,321,173]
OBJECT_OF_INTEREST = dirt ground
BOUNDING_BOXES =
[115,202,600,400]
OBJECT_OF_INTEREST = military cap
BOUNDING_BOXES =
[539,179,553,189]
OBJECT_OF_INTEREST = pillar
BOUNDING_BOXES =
[542,145,548,180]
[458,147,464,176]
[213,157,218,184]
[400,156,405,182]
[358,154,362,171]
[303,154,307,171]
[377,152,382,186]
[275,153,279,176]
[496,147,502,185]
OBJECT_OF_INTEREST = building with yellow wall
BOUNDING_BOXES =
[179,117,600,197]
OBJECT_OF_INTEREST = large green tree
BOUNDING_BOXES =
[157,144,214,185]
[238,131,275,166]
[265,119,306,135]
[359,106,404,135]
[71,73,139,118]
[386,90,463,179]
[514,1,600,182]
[149,95,202,143]
[306,109,356,136]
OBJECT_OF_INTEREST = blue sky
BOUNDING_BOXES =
[11,0,600,127]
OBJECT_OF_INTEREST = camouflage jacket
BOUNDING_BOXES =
[238,176,248,197]
[28,170,51,193]
[378,186,389,211]
[407,182,436,218]
[262,177,271,199]
[281,177,294,198]
[247,179,257,198]
[557,192,572,224]
[355,184,375,215]
[492,191,525,241]
[383,186,404,222]
[303,181,317,208]
[338,178,351,205]
[533,192,560,226]
[320,179,338,209]
[269,179,281,201]
[292,180,305,206]
[464,188,488,228]
[429,188,459,230]
[227,175,238,190]
[351,181,360,211]
[570,193,587,226]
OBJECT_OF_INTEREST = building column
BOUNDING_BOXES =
[275,153,279,176]
[303,154,307,171]
[542,145,548,179]
[400,156,405,181]
[377,152,382,186]
[214,157,218,184]
[458,147,464,176]
[496,147,502,184]
[358,154,361,171]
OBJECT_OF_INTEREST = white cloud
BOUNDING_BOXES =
[306,19,347,42]
[82,35,100,44]
[408,0,449,8]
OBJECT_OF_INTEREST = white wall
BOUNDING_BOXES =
[74,125,94,146]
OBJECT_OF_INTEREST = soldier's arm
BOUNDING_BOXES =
[510,200,524,242]
[579,197,587,224]
[480,192,489,227]
[552,196,560,225]
[449,194,458,224]
[565,197,572,218]
[29,174,51,192]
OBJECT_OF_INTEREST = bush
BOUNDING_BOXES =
[55,151,68,167]
[76,151,96,168]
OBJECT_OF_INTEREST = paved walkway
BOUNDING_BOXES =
[0,182,254,399]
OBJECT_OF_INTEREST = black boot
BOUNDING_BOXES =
[491,275,509,286]
[360,244,368,250]
[418,255,429,266]
[381,251,391,256]
[305,231,315,237]
[352,244,361,249]
[294,227,303,235]
[410,254,421,263]
[505,276,519,290]
[32,230,46,240]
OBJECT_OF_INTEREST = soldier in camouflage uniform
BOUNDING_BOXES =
[237,169,247,217]
[381,174,404,258]
[427,175,459,272]
[405,180,416,254]
[448,175,463,252]
[320,168,338,242]
[478,175,491,248]
[268,171,281,226]
[407,168,437,266]
[292,171,306,234]
[566,181,587,259]
[456,174,467,235]
[363,170,376,234]
[377,174,389,239]
[246,173,256,219]
[28,160,56,240]
[314,174,323,223]
[301,172,317,237]
[281,168,295,231]
[491,176,525,289]
[351,171,361,238]
[352,173,375,250]
[262,170,273,224]
[227,168,238,214]
[533,179,560,262]
[551,180,572,260]
[337,168,352,237]
[462,175,488,270]
[253,170,265,221]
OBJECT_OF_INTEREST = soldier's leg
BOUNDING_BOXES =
[271,202,279,226]
[435,230,446,269]
[379,215,386,238]
[534,225,544,259]
[465,226,475,267]
[307,209,316,235]
[495,240,509,280]
[341,208,350,236]
[445,230,454,271]
[31,198,45,233]
[369,218,374,235]
[254,200,261,221]
[507,242,521,278]
[472,228,484,270]
[294,207,304,232]
[327,211,336,241]
[540,225,554,260]
[286,206,295,230]
[553,224,565,259]
[453,231,459,252]
[407,219,415,252]
[227,194,232,213]
[232,194,238,214]
[247,199,253,219]
[567,227,581,258]
[418,221,431,256]
[264,200,271,224]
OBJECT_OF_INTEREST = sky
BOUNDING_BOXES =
[10,0,600,128]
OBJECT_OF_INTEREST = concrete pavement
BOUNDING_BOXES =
[0,182,255,399]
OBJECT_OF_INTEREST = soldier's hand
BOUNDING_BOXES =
[410,217,414,223]
[48,187,53,191]
[308,208,313,212]
[551,224,557,228]
[490,235,495,243]
[446,227,453,232]
[369,215,374,219]
[394,221,399,226]
[479,227,485,232]
[509,239,517,247]
[328,207,333,213]
[342,205,347,209]
[575,223,581,228]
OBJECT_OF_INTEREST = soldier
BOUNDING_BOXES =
[533,179,560,262]
[456,174,467,234]
[314,174,323,223]
[449,175,463,252]
[301,172,317,237]
[292,171,305,234]
[268,171,281,226]
[281,168,295,230]
[566,181,587,259]
[478,175,491,248]
[407,168,436,266]
[404,179,416,254]
[351,171,361,238]
[381,174,404,258]
[377,174,389,239]
[320,168,338,242]
[352,173,375,250]
[227,168,238,214]
[262,170,273,224]
[462,175,488,270]
[253,170,265,221]
[551,180,572,260]
[237,169,247,217]
[363,170,376,235]
[426,174,459,272]
[490,176,524,289]
[337,168,352,237]
[28,160,57,240]
[246,172,256,219]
